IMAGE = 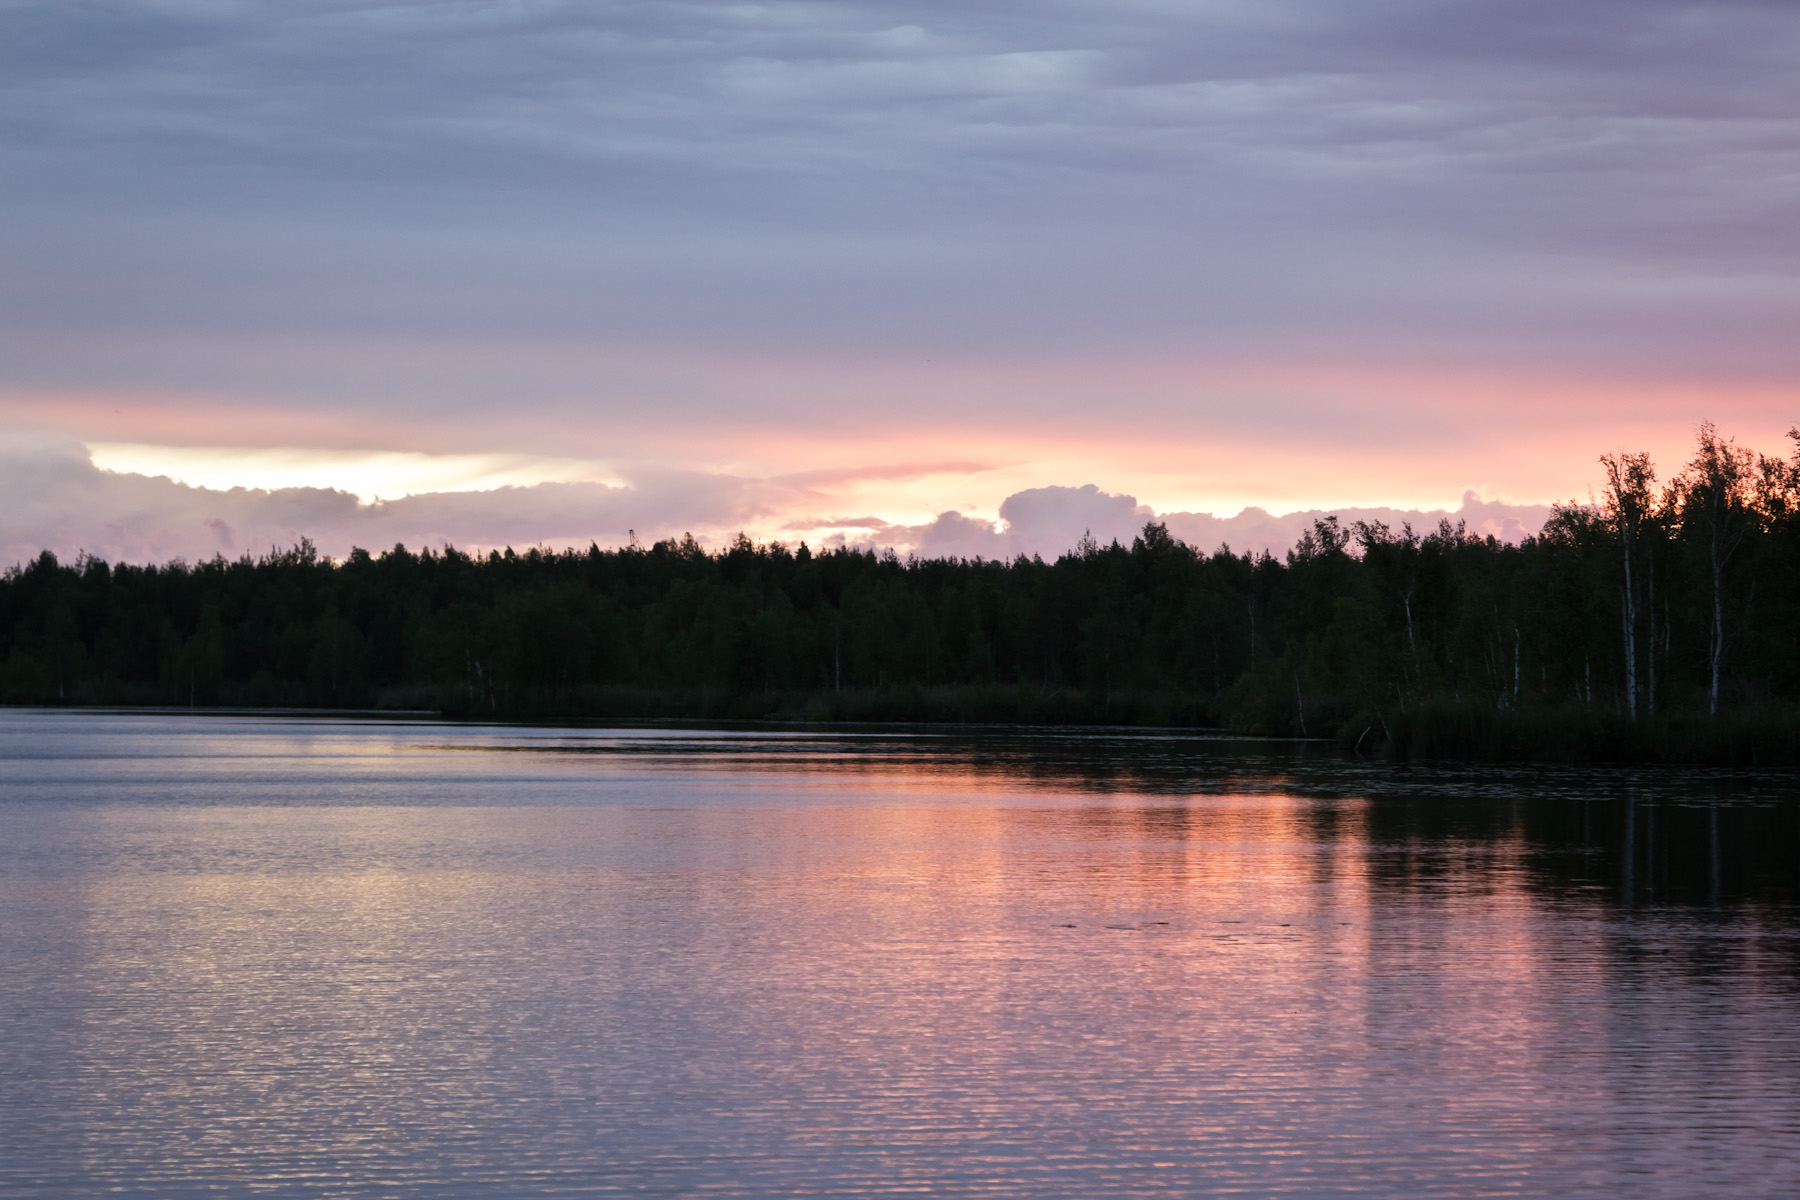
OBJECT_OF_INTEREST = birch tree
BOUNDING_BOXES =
[1676,423,1754,715]
[1599,451,1655,718]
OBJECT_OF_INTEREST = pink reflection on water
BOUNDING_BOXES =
[2,713,1798,1195]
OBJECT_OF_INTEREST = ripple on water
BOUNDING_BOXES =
[1,709,1798,1197]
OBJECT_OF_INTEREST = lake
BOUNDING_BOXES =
[2,709,1798,1197]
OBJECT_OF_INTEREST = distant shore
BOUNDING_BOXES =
[12,689,1800,768]
[9,423,1800,768]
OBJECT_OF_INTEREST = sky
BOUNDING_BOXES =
[3,0,1798,565]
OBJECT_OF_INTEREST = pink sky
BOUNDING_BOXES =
[3,1,1798,562]
[5,348,1789,567]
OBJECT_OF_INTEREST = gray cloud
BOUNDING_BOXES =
[3,0,1798,374]
[1,441,1546,569]
[1158,492,1548,558]
[3,0,1794,531]
[809,483,1549,563]
[877,483,1152,559]
[0,435,766,567]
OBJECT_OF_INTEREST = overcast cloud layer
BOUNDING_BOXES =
[3,1,1796,553]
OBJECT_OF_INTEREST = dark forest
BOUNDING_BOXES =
[6,424,1799,762]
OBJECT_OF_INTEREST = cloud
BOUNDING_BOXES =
[0,440,1551,570]
[4,0,1799,371]
[912,510,1007,559]
[1000,484,1153,553]
[847,484,1153,560]
[2,1,1794,544]
[1159,491,1551,559]
[797,482,1554,562]
[0,436,763,567]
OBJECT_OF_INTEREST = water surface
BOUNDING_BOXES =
[2,709,1798,1196]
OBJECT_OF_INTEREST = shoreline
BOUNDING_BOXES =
[9,694,1800,768]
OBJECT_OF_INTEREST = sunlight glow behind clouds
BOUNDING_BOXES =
[87,443,618,504]
[3,0,1799,558]
[0,435,1554,570]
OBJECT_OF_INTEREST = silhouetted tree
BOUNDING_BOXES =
[1600,450,1656,717]
[5,423,1800,759]
[1675,424,1755,714]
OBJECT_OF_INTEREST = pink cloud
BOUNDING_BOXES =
[1,437,1558,569]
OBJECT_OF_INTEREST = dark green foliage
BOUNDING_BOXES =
[6,428,1800,761]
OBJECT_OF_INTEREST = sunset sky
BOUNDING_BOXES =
[4,0,1797,564]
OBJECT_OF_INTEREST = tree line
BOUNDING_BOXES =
[4,424,1798,760]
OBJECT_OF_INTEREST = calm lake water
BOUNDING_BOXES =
[3,709,1799,1197]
